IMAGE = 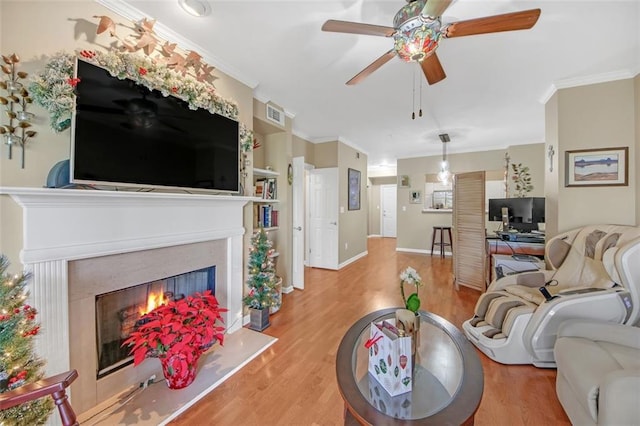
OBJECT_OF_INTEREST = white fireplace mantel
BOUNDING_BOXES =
[0,187,251,378]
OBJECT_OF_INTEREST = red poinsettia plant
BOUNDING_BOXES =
[122,290,227,367]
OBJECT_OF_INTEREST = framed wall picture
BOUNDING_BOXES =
[565,147,628,187]
[410,190,422,204]
[348,168,361,210]
[398,175,410,188]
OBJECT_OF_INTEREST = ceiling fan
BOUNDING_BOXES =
[321,0,540,85]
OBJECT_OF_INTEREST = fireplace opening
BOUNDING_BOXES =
[95,266,215,378]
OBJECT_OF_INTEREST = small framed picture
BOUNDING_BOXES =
[409,190,421,204]
[398,175,410,188]
[565,147,628,187]
[348,168,361,210]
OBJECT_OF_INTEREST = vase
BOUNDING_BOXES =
[249,307,270,331]
[160,353,199,389]
[395,308,420,366]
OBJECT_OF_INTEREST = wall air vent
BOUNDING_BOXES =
[266,104,285,126]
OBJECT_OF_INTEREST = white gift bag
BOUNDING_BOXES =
[367,319,412,396]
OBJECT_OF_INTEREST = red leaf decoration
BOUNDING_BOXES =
[122,291,227,363]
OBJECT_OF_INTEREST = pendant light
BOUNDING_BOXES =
[437,133,451,184]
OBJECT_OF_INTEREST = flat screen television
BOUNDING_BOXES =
[488,197,545,232]
[71,59,240,193]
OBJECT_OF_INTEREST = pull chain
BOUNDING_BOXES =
[411,66,416,120]
[419,76,423,117]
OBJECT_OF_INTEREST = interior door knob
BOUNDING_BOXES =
[330,221,337,225]
[294,226,302,231]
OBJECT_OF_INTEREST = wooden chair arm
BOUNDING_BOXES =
[0,369,79,426]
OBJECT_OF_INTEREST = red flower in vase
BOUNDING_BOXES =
[122,290,227,367]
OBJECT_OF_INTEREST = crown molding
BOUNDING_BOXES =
[96,0,258,89]
[539,68,637,105]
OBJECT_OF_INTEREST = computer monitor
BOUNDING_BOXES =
[488,197,545,232]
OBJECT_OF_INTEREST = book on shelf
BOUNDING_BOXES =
[263,178,277,200]
[253,205,278,229]
[255,179,265,198]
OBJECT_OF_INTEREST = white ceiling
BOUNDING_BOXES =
[116,0,639,172]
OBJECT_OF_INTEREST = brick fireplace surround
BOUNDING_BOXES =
[1,187,254,421]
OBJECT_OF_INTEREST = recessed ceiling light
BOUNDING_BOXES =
[178,0,211,17]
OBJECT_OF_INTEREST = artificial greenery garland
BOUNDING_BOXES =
[28,50,253,151]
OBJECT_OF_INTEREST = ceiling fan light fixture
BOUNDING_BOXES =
[393,1,442,62]
[178,0,211,17]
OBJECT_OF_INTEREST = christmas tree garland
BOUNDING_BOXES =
[0,255,53,425]
[28,50,253,151]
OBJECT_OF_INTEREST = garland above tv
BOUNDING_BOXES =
[28,50,253,152]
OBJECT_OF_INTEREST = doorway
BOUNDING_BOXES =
[380,184,397,238]
[308,167,339,269]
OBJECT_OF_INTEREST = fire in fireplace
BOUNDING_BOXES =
[95,266,215,378]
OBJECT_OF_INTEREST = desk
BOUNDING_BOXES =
[336,308,483,425]
[485,236,545,287]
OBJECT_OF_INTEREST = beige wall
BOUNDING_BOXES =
[551,79,637,233]
[544,93,560,238]
[396,144,544,251]
[313,141,338,168]
[0,1,254,271]
[292,134,314,164]
[337,143,368,264]
[636,75,640,226]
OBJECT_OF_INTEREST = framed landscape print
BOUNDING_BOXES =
[348,168,361,210]
[565,147,628,187]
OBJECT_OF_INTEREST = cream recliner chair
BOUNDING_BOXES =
[463,224,640,367]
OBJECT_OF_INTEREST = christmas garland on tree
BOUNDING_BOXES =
[28,49,254,151]
[0,256,53,425]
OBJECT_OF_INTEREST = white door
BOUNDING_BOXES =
[381,184,397,237]
[309,168,339,269]
[292,156,305,289]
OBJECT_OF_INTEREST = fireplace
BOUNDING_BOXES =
[1,188,251,418]
[95,266,216,378]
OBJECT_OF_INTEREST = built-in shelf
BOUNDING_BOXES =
[262,227,279,232]
[253,168,279,177]
[254,199,280,203]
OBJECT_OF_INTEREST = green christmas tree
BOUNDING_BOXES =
[0,255,53,425]
[243,229,277,310]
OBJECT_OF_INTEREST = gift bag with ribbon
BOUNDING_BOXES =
[366,319,412,396]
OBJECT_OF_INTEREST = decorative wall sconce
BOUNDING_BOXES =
[0,53,37,169]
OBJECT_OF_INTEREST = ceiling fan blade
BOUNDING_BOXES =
[421,0,453,18]
[346,50,396,85]
[444,9,541,38]
[420,52,446,85]
[322,20,395,37]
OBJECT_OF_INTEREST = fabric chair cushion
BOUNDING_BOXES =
[554,336,629,422]
[504,285,546,305]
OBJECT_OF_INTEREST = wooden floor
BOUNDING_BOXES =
[170,237,570,425]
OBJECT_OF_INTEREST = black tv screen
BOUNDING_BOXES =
[71,59,239,193]
[488,197,545,232]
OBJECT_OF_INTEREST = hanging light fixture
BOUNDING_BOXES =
[437,133,451,184]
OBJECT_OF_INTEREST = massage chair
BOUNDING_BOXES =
[463,224,640,367]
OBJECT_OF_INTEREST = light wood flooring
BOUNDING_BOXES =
[170,237,570,425]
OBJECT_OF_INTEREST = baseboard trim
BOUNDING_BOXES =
[282,285,294,294]
[368,234,382,238]
[338,250,368,269]
[396,247,452,257]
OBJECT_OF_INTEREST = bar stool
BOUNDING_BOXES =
[431,226,453,257]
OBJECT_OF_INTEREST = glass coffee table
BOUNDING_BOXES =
[336,308,483,425]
